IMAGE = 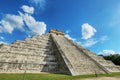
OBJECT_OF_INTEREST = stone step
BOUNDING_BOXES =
[82,50,97,57]
[99,60,116,66]
[25,37,50,42]
[0,58,57,64]
[14,40,51,46]
[87,55,116,66]
[0,33,60,73]
[0,52,57,65]
[0,61,58,65]
[0,43,51,53]
[0,51,56,58]
[105,66,120,72]
[27,34,50,39]
[12,43,51,50]
[65,35,120,73]
[0,44,11,51]
[0,62,58,71]
[52,34,107,75]
[10,44,51,51]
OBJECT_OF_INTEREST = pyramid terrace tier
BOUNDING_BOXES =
[0,31,120,76]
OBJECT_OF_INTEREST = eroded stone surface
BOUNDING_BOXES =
[0,29,120,76]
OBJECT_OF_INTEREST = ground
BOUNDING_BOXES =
[81,76,120,80]
[0,72,120,80]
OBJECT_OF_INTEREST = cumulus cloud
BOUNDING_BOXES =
[98,50,116,56]
[64,24,108,48]
[65,34,76,41]
[0,5,46,36]
[80,35,109,47]
[80,23,109,47]
[0,14,24,34]
[64,28,98,47]
[81,23,97,40]
[5,14,24,30]
[65,33,83,47]
[65,30,76,41]
[19,12,46,36]
[21,5,34,14]
[0,20,13,33]
[81,39,98,47]
[20,5,46,36]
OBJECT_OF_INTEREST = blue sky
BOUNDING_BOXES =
[0,0,120,55]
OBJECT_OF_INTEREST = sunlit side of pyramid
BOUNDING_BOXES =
[0,29,120,76]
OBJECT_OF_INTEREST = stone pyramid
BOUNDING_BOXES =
[0,29,120,76]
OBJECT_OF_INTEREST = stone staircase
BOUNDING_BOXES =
[51,34,108,75]
[65,36,120,73]
[0,29,120,76]
[0,33,59,73]
[81,50,120,72]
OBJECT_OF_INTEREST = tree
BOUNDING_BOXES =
[101,54,120,65]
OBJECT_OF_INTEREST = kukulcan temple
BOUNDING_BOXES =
[0,29,120,76]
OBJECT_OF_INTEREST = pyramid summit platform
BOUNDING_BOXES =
[0,29,120,76]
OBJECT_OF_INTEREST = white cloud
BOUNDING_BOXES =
[19,12,46,36]
[81,39,98,47]
[65,34,76,41]
[29,0,46,10]
[98,50,116,56]
[0,5,46,36]
[64,28,98,47]
[81,23,97,40]
[0,14,24,34]
[64,24,108,48]
[5,14,24,30]
[21,5,34,14]
[65,30,76,41]
[80,35,109,47]
[0,20,14,33]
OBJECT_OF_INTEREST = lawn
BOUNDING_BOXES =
[0,72,120,80]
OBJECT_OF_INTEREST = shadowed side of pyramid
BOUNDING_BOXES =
[0,29,120,76]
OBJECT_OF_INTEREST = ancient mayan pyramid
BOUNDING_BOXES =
[0,29,120,76]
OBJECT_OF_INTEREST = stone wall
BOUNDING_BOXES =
[65,36,120,73]
[51,34,107,75]
[0,34,59,73]
[0,30,120,76]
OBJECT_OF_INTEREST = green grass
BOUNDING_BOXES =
[0,72,120,80]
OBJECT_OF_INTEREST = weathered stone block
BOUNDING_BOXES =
[0,29,120,76]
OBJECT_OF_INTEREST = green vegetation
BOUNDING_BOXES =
[101,54,120,65]
[0,72,120,80]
